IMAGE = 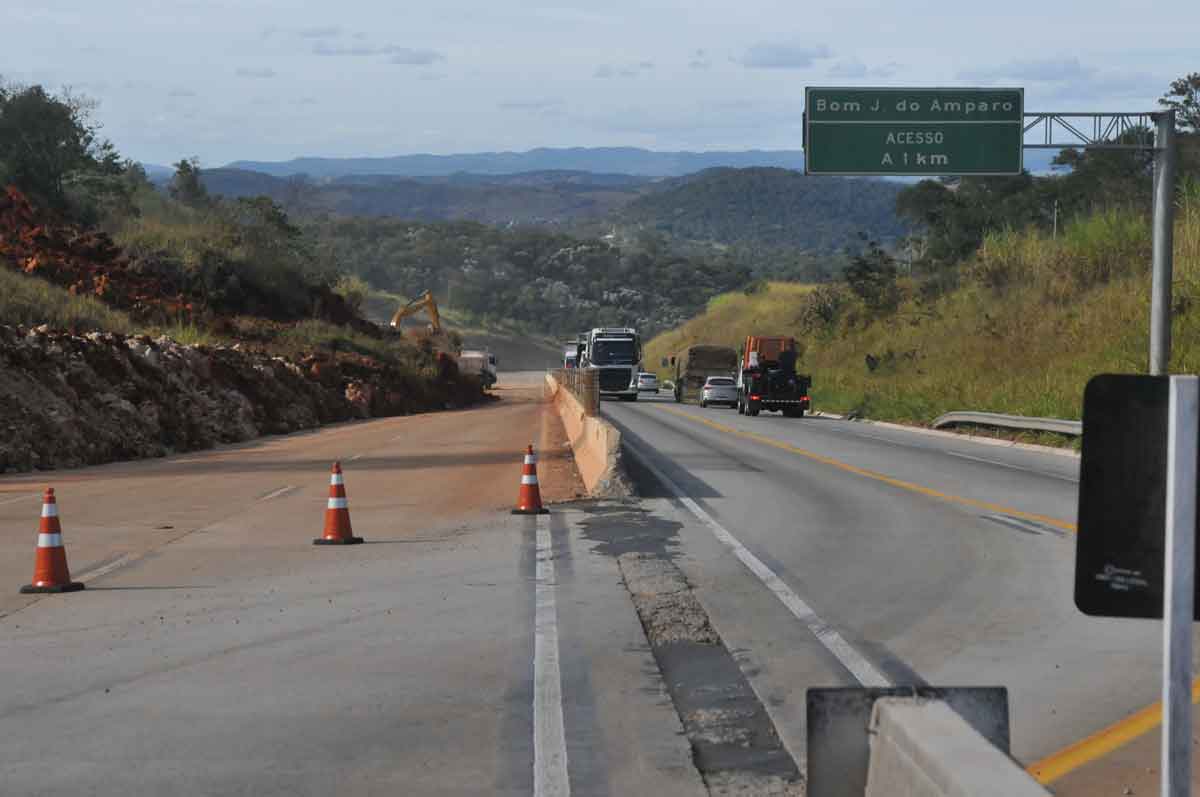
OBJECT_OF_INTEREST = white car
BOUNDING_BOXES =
[701,376,737,408]
[637,372,659,393]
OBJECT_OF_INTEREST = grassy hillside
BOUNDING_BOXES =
[644,183,1200,425]
[644,282,816,369]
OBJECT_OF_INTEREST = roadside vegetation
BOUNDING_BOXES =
[647,73,1200,429]
[647,180,1200,425]
[0,79,480,415]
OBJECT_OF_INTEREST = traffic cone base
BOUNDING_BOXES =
[21,581,85,594]
[314,462,364,545]
[512,445,549,514]
[313,536,364,545]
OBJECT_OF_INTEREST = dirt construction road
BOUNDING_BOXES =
[0,375,708,796]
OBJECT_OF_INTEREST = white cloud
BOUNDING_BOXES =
[737,41,832,69]
[498,98,564,111]
[311,41,443,64]
[594,63,643,79]
[388,48,444,66]
[958,57,1097,83]
[827,59,903,79]
[236,67,276,79]
[298,25,341,38]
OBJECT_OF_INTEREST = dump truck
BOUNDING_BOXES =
[458,349,497,389]
[670,344,739,403]
[736,336,812,417]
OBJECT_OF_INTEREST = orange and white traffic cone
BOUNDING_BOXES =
[20,488,85,594]
[512,445,549,515]
[314,462,364,545]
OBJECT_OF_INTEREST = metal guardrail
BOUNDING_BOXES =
[931,411,1082,436]
[549,368,599,417]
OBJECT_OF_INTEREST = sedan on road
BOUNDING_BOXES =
[700,376,737,408]
[637,372,660,393]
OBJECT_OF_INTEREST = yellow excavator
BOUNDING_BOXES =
[390,290,441,333]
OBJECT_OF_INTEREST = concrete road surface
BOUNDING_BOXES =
[7,370,1194,795]
[0,384,704,796]
[602,392,1200,789]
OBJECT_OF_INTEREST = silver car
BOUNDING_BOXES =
[701,376,737,408]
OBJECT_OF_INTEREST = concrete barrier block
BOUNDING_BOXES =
[544,373,629,497]
[865,698,1049,797]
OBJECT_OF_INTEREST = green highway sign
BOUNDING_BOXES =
[804,87,1024,176]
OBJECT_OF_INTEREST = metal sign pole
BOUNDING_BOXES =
[1162,374,1197,797]
[1150,111,1177,376]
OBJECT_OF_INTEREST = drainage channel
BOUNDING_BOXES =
[579,500,803,795]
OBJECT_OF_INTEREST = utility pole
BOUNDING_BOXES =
[1052,199,1059,240]
[1150,110,1177,376]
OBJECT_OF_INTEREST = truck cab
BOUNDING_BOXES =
[583,327,641,401]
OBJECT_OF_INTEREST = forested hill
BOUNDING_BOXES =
[309,216,754,337]
[616,168,909,253]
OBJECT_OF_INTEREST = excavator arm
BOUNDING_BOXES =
[390,290,441,332]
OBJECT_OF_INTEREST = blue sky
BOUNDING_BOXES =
[1,0,1193,165]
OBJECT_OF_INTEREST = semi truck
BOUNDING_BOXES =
[736,336,811,417]
[670,344,739,403]
[582,327,641,401]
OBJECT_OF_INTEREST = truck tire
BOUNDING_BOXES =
[737,396,745,415]
[747,400,761,417]
[628,393,638,402]
[701,400,708,408]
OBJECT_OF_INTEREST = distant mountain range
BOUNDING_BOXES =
[195,168,654,226]
[142,147,1062,184]
[223,147,809,179]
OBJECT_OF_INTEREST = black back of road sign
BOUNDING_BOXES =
[1075,374,1200,619]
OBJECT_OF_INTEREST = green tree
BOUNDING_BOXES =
[168,158,210,207]
[1160,72,1200,133]
[844,238,900,314]
[0,81,118,210]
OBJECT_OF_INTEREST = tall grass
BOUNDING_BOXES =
[644,182,1200,427]
[0,269,132,332]
[645,282,815,372]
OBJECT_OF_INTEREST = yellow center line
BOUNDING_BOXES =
[654,404,1076,532]
[652,402,1200,782]
[1028,682,1200,783]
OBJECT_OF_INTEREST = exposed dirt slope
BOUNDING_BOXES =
[0,325,483,472]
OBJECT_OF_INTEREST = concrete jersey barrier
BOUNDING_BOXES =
[545,373,628,497]
[865,698,1050,797]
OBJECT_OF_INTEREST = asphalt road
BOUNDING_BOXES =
[602,391,1195,769]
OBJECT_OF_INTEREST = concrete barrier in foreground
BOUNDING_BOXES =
[545,373,628,496]
[865,698,1050,797]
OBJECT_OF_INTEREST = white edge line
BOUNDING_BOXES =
[75,553,139,583]
[946,451,1079,483]
[533,513,570,796]
[625,444,891,688]
[259,485,298,501]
